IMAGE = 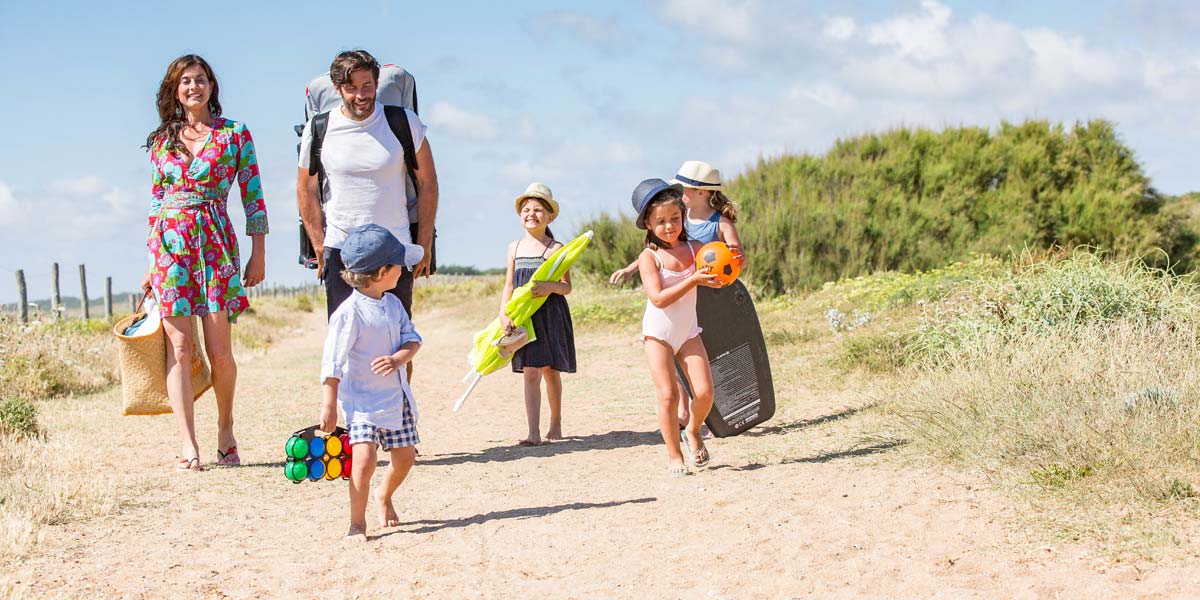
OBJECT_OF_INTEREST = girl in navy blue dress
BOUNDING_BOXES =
[499,183,576,446]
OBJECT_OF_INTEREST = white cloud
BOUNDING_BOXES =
[48,175,110,197]
[427,101,498,141]
[0,181,17,225]
[654,0,758,44]
[822,16,856,42]
[526,11,632,53]
[865,0,953,61]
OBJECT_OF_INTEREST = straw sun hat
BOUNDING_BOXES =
[669,160,724,191]
[514,182,559,218]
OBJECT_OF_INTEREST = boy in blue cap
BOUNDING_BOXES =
[319,224,425,541]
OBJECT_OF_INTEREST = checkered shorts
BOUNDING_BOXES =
[348,403,419,450]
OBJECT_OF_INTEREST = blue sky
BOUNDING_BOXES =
[2,0,1199,304]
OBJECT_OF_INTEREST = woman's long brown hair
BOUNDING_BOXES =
[143,54,222,158]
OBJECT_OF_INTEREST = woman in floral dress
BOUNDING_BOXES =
[141,55,268,472]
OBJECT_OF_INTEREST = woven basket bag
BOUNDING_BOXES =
[114,295,212,416]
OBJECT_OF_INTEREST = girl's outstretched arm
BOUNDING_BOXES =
[609,258,640,285]
[639,250,718,309]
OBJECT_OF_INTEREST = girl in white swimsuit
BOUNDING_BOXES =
[631,178,720,476]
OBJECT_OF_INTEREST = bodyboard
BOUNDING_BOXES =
[676,280,775,437]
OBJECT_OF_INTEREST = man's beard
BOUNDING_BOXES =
[342,95,375,119]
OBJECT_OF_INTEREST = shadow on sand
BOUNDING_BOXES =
[372,497,657,538]
[417,429,666,467]
[710,440,906,473]
[740,403,877,438]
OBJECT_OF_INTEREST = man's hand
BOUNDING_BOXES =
[413,242,432,278]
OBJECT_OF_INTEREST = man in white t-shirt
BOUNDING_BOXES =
[297,49,439,325]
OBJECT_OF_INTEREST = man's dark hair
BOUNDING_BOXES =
[330,50,380,87]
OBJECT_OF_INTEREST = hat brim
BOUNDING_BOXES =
[635,182,684,229]
[669,176,724,192]
[514,193,560,217]
[359,242,423,271]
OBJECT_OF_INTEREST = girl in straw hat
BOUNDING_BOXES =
[499,183,577,446]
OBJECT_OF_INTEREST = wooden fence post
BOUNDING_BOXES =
[51,262,61,322]
[79,264,90,320]
[105,277,113,320]
[15,269,28,324]
[129,293,137,314]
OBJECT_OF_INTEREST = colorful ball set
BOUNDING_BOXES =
[695,241,741,287]
[284,427,352,483]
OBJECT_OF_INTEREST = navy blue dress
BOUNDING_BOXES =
[510,239,577,373]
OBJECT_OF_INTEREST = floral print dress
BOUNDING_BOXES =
[147,117,268,322]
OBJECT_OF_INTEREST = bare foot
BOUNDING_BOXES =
[545,425,563,441]
[377,495,400,528]
[517,437,543,447]
[345,523,367,543]
[667,462,690,477]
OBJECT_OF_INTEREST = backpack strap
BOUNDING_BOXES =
[307,112,330,178]
[383,105,419,193]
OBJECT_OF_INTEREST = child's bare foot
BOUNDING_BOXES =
[545,425,563,441]
[377,495,400,528]
[667,461,690,477]
[345,523,367,543]
[517,437,543,446]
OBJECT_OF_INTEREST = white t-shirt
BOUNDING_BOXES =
[298,102,427,249]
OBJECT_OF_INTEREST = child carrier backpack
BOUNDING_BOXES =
[295,63,431,271]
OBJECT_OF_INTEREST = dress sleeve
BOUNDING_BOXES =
[235,124,269,235]
[321,308,357,381]
[148,147,165,230]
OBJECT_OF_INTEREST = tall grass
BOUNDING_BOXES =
[827,253,1200,552]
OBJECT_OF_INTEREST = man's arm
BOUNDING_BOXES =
[297,167,325,277]
[412,138,439,278]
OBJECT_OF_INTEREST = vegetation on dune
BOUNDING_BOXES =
[822,252,1200,552]
[575,119,1199,296]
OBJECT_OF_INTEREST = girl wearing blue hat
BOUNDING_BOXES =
[630,179,721,475]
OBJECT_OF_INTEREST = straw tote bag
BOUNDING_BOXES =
[114,292,212,416]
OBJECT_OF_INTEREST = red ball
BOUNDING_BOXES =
[695,241,740,287]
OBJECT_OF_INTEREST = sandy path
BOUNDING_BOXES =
[9,300,1199,598]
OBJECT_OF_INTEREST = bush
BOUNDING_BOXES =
[0,397,39,438]
[575,120,1199,296]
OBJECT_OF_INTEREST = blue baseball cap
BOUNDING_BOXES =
[631,178,683,229]
[340,224,424,273]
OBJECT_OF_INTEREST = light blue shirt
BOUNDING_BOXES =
[686,211,721,244]
[321,291,422,429]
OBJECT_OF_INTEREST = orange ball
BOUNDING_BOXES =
[695,241,740,287]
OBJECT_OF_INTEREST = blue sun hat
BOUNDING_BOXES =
[630,178,683,230]
[340,224,424,273]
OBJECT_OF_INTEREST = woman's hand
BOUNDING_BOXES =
[141,269,152,293]
[244,252,265,288]
[499,312,516,334]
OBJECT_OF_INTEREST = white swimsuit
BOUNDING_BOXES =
[641,242,703,353]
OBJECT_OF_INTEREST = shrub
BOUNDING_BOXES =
[0,397,39,438]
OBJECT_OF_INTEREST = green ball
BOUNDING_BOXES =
[285,459,308,482]
[285,436,309,459]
